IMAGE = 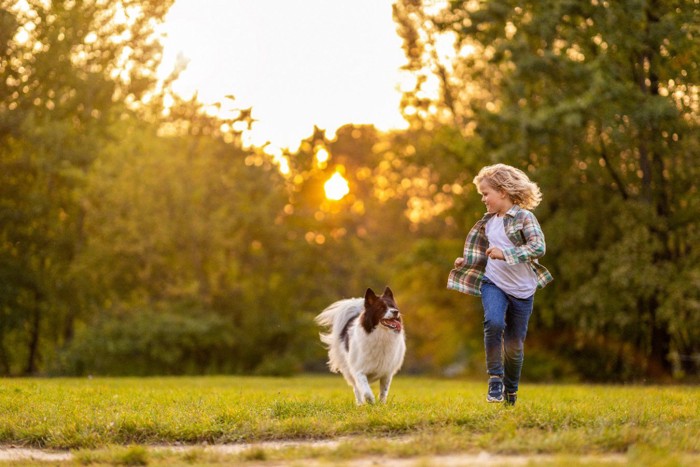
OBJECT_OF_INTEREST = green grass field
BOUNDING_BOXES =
[0,375,698,465]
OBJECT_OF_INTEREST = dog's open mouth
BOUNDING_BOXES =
[380,318,402,333]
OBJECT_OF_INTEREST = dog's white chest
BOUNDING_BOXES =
[348,326,406,380]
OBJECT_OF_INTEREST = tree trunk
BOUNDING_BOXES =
[24,300,42,375]
[649,324,673,378]
[0,339,10,375]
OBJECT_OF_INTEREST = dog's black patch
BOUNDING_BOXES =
[340,316,356,352]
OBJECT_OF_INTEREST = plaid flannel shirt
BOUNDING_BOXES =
[447,205,553,296]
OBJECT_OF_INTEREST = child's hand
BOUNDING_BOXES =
[486,247,505,260]
[454,257,465,268]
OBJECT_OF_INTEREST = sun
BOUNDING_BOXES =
[324,172,350,201]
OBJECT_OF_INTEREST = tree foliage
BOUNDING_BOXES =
[0,0,173,374]
[392,0,699,379]
[0,0,696,380]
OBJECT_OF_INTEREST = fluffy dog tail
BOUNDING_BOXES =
[315,298,363,365]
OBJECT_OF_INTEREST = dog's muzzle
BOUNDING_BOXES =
[380,315,402,333]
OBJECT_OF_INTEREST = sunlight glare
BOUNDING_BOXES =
[263,144,290,175]
[324,172,349,201]
[316,147,330,166]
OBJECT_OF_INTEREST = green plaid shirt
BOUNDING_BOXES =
[447,205,553,296]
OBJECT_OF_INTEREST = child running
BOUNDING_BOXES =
[447,163,553,405]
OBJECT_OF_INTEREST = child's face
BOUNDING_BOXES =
[478,180,511,215]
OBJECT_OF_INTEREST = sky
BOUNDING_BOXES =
[158,0,409,152]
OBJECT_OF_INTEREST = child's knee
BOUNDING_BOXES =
[483,319,505,335]
[504,338,525,356]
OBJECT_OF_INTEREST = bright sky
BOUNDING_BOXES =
[158,0,409,151]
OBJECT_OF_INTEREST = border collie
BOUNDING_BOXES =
[315,287,405,405]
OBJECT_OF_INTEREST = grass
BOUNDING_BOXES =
[0,375,698,465]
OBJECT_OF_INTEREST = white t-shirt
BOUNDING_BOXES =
[484,215,537,299]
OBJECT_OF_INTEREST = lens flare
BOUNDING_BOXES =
[324,172,349,201]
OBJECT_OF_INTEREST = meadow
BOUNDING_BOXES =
[0,375,698,465]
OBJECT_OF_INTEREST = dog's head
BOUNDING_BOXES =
[360,287,402,334]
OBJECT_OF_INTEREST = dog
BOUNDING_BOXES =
[315,287,405,405]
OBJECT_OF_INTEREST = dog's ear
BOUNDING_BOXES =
[382,286,394,300]
[365,288,378,306]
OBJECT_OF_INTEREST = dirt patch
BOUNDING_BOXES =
[297,453,628,466]
[0,447,72,462]
[1,441,629,465]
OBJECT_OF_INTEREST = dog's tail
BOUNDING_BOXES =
[315,298,363,348]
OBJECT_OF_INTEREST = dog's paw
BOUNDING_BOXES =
[364,392,375,404]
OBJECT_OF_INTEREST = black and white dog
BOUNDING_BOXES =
[315,287,405,405]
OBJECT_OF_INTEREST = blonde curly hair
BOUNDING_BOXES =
[473,163,542,210]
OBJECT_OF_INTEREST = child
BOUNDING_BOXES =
[447,164,552,405]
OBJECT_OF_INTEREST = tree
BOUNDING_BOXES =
[392,0,699,379]
[62,94,314,375]
[0,0,174,374]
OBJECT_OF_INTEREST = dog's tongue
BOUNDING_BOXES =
[384,318,402,333]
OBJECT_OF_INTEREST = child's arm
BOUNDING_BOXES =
[502,211,546,264]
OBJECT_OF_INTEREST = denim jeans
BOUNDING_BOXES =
[480,277,534,394]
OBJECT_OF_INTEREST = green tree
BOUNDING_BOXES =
[62,92,319,375]
[392,0,699,379]
[0,0,173,374]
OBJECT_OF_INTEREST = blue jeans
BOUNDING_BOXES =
[480,277,534,394]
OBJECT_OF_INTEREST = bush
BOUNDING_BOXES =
[52,306,239,376]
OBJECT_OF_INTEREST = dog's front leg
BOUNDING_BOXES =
[379,375,392,403]
[353,373,375,404]
[352,386,364,405]
[342,372,364,405]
